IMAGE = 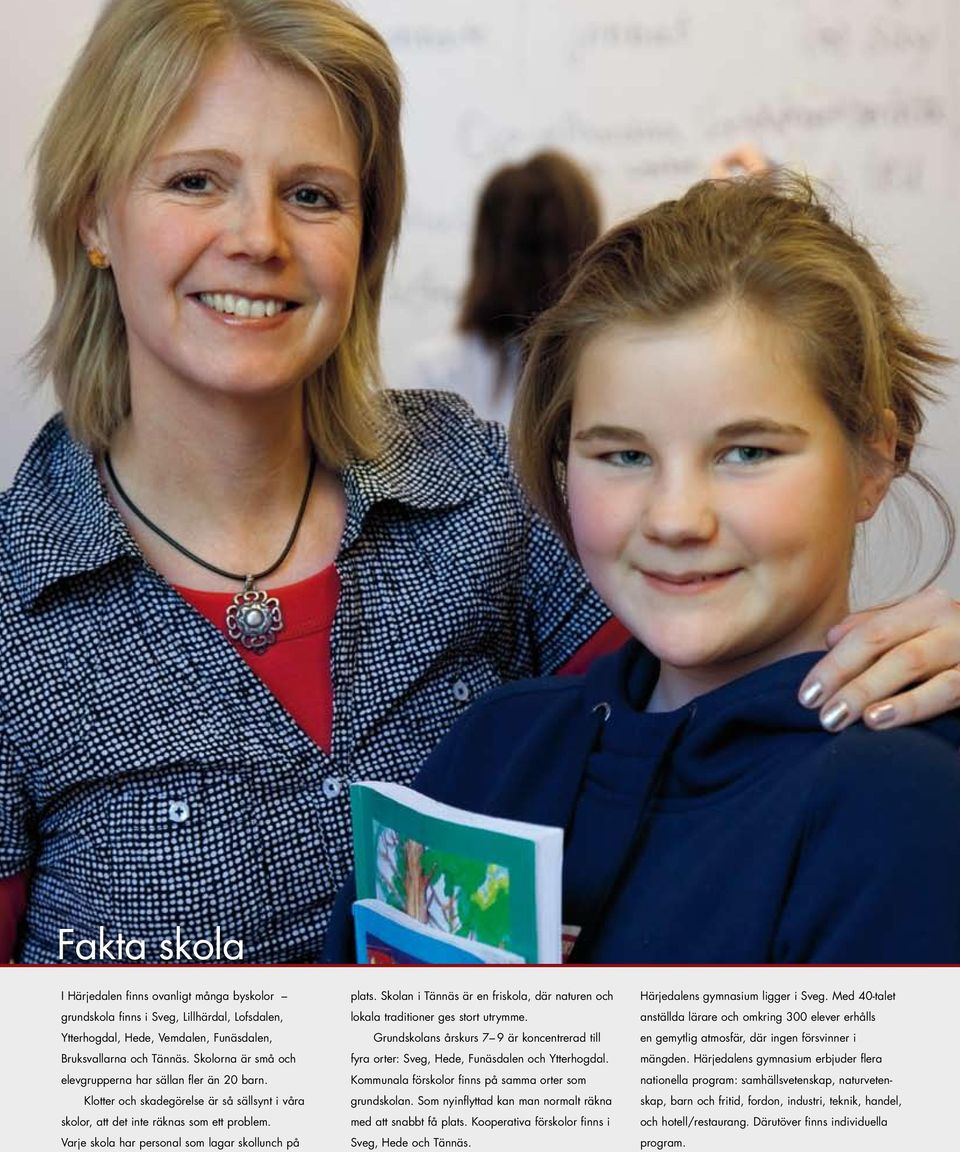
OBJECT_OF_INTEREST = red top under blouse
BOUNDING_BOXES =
[176,566,341,752]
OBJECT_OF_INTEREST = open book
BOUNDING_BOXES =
[349,781,563,963]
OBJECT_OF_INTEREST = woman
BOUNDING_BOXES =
[0,0,611,966]
[1,0,958,964]
[407,150,601,424]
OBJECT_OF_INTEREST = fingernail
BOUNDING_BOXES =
[799,680,824,708]
[866,703,896,729]
[821,700,850,732]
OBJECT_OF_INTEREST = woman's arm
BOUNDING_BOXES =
[0,871,28,963]
[0,733,32,961]
[557,589,960,712]
[799,588,960,731]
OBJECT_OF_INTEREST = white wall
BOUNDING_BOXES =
[4,0,959,596]
[2,6,105,492]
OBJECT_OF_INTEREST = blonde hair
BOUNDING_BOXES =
[513,172,953,568]
[31,0,404,465]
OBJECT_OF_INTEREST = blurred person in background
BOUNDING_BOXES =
[407,150,601,424]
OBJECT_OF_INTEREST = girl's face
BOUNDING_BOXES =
[566,303,893,710]
[81,43,363,412]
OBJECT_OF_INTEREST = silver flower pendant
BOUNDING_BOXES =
[226,581,283,653]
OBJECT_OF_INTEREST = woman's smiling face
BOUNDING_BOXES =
[566,303,893,710]
[82,42,363,409]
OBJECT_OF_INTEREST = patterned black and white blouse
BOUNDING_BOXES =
[0,391,609,963]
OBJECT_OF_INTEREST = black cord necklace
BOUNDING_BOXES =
[104,449,317,654]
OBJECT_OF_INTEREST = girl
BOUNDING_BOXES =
[374,173,960,962]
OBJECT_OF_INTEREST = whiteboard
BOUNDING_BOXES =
[4,0,959,597]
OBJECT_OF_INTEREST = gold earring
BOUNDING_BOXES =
[87,248,110,270]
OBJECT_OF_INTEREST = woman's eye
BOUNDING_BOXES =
[721,445,773,465]
[289,186,338,210]
[170,172,213,194]
[604,449,651,467]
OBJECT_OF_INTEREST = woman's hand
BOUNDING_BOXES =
[799,588,960,731]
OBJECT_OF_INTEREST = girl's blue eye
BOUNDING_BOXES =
[605,449,650,467]
[722,445,773,465]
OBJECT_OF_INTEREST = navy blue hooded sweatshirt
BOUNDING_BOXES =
[326,643,960,963]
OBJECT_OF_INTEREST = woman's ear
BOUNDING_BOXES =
[78,198,109,262]
[856,408,898,523]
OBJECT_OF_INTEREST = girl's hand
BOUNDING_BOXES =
[799,588,960,731]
